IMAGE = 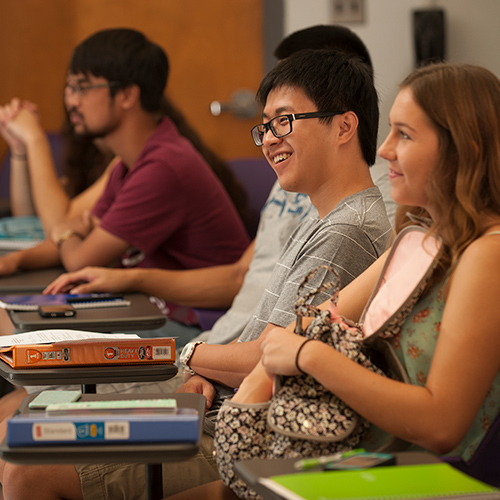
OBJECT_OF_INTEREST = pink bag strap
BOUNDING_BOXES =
[361,225,441,340]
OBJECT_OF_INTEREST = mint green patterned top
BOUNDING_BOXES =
[393,275,500,461]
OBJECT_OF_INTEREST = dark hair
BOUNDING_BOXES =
[274,24,373,81]
[69,28,168,113]
[257,49,379,165]
[61,121,112,198]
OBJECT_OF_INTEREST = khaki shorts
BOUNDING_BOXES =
[76,432,218,499]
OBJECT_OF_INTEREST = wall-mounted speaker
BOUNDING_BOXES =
[413,9,446,66]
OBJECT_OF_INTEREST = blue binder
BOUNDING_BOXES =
[7,408,199,446]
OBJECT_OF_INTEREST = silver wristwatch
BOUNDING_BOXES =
[179,341,204,375]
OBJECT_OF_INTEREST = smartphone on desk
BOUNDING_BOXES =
[38,305,76,318]
[322,452,395,471]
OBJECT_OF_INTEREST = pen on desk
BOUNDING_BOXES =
[293,448,366,471]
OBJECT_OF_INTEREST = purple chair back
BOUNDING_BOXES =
[229,157,276,239]
[442,411,500,487]
[193,158,276,331]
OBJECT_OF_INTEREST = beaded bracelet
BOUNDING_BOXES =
[295,338,313,374]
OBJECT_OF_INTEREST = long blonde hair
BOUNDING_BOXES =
[394,63,500,271]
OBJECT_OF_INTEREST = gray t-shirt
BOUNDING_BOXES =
[204,163,394,345]
[238,186,391,343]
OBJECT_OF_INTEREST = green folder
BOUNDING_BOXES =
[259,463,500,500]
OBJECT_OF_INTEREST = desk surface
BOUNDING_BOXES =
[8,292,166,332]
[234,452,442,500]
[0,358,177,387]
[0,392,204,465]
[0,267,64,293]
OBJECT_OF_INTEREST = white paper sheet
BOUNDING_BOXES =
[0,330,139,348]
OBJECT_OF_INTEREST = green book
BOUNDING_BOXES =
[259,463,500,500]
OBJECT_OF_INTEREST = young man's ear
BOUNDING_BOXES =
[337,111,359,144]
[116,84,141,110]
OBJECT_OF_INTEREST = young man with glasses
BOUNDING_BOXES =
[0,28,249,316]
[0,48,391,500]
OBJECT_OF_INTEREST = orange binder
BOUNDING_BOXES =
[0,337,175,368]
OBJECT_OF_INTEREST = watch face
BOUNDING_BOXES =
[180,343,193,364]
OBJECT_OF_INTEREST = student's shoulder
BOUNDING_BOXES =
[138,120,198,170]
[326,187,386,223]
[458,230,500,273]
[347,185,386,206]
[445,230,500,302]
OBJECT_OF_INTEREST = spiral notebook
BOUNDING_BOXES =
[0,293,130,311]
[259,463,500,500]
[0,216,45,250]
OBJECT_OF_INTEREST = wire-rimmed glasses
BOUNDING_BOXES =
[64,81,121,97]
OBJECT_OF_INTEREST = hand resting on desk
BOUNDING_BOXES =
[44,266,133,295]
[177,374,216,411]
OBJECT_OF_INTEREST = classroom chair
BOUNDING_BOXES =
[229,157,277,239]
[441,411,500,487]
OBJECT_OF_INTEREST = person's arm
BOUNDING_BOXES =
[63,159,116,221]
[0,213,128,276]
[232,360,274,404]
[260,236,500,454]
[1,104,67,234]
[9,153,35,217]
[0,239,61,276]
[0,99,36,216]
[50,214,130,272]
[44,240,256,308]
[187,322,276,388]
[1,100,115,232]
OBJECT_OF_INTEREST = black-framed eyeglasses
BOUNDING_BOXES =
[251,111,344,147]
[64,81,121,97]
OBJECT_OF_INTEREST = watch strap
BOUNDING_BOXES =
[180,341,204,375]
[57,229,84,247]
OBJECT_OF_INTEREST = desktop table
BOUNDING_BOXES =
[0,266,64,293]
[0,267,166,332]
[7,292,166,333]
[0,392,205,500]
[234,452,442,500]
[0,358,178,393]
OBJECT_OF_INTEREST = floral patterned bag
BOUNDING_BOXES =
[215,226,441,500]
